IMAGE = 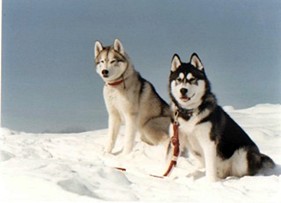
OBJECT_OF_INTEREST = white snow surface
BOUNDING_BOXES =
[0,104,281,202]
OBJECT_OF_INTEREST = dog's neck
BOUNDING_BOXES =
[170,97,194,121]
[176,107,194,121]
[171,92,217,122]
[105,63,132,88]
[107,77,125,87]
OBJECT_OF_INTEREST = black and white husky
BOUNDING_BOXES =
[169,53,275,181]
[94,39,170,154]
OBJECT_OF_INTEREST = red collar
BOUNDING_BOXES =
[107,79,124,86]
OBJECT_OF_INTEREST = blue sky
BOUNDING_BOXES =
[2,0,281,133]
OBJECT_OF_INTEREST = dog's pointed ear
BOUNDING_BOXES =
[113,39,125,55]
[95,41,103,59]
[171,54,181,72]
[190,53,204,71]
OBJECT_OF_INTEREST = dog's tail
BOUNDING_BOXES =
[248,149,275,175]
[260,153,275,169]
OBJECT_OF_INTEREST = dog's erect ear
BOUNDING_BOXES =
[190,53,204,71]
[171,54,182,72]
[113,39,125,55]
[95,41,103,59]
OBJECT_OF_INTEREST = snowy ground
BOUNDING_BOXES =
[0,104,281,202]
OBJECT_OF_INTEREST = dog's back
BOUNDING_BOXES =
[136,74,171,144]
[205,105,275,176]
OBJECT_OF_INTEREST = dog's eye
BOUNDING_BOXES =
[190,78,197,84]
[110,60,117,64]
[177,78,182,82]
[96,60,103,65]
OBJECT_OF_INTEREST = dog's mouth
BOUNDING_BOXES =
[180,94,194,102]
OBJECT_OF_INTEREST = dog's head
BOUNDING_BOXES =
[94,39,128,82]
[169,53,209,110]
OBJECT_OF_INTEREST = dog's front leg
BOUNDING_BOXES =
[203,142,218,182]
[122,113,137,155]
[106,113,121,153]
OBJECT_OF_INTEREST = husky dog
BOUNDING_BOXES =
[169,53,275,181]
[94,39,170,154]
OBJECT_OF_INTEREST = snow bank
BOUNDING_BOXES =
[0,104,280,202]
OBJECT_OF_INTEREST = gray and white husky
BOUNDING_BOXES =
[94,39,170,154]
[169,53,275,181]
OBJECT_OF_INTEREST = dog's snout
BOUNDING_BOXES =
[180,88,188,95]
[101,69,109,76]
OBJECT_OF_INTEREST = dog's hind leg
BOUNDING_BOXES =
[140,117,170,146]
[106,112,121,153]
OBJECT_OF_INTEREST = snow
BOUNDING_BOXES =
[0,104,281,202]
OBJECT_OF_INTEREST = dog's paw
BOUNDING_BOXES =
[186,170,205,180]
[207,175,219,182]
[105,145,113,154]
[120,150,131,157]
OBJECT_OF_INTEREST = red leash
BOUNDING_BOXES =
[162,121,180,176]
[115,167,126,171]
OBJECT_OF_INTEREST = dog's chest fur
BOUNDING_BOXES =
[178,110,213,159]
[103,79,140,118]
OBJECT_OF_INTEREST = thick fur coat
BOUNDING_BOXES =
[95,39,170,154]
[169,53,275,181]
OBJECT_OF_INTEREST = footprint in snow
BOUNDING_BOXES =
[57,178,98,198]
[0,150,15,161]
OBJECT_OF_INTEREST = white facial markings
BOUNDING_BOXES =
[95,49,128,82]
[186,73,194,80]
[176,72,197,86]
[171,72,206,109]
[179,73,184,80]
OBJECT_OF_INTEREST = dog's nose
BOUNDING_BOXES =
[101,69,109,76]
[180,88,188,95]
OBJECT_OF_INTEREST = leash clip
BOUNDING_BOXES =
[174,110,180,126]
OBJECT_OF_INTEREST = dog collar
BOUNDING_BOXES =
[177,108,193,121]
[107,79,124,86]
